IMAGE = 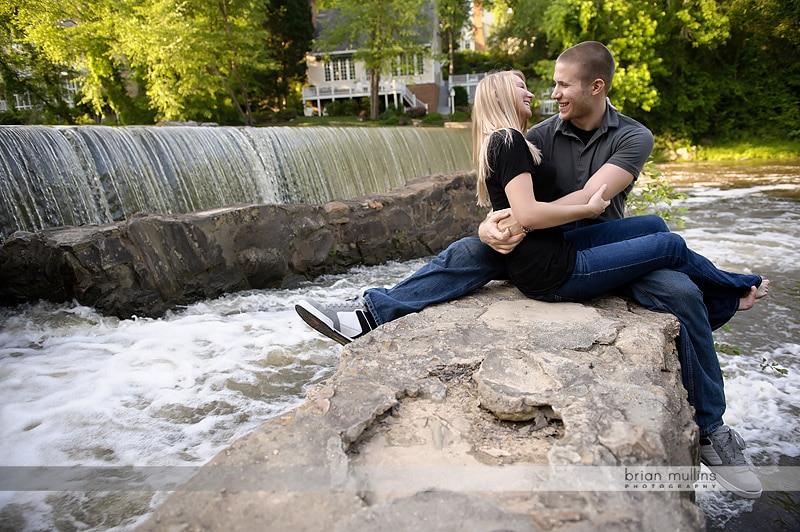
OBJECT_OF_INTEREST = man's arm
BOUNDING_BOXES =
[551,163,635,205]
[479,163,634,253]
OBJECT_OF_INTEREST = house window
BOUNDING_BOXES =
[323,57,356,82]
[391,54,425,77]
[13,92,32,110]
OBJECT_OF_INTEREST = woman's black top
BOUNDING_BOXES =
[485,129,577,296]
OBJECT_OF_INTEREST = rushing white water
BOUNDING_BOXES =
[0,162,798,530]
[655,162,800,530]
[0,125,473,238]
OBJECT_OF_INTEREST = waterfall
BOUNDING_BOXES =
[0,125,473,238]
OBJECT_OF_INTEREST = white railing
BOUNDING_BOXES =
[400,84,427,110]
[448,73,487,104]
[302,85,369,99]
[449,73,487,86]
[302,79,427,113]
[539,90,557,115]
[539,99,558,115]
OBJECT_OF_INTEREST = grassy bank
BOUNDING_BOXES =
[693,140,800,162]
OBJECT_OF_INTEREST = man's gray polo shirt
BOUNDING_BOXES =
[525,105,654,221]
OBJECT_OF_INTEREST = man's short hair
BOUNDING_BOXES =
[558,41,615,93]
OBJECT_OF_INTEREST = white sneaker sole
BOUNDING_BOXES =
[295,301,353,345]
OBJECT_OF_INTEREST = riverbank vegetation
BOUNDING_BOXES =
[692,141,800,162]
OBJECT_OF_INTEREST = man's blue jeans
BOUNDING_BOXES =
[364,215,761,435]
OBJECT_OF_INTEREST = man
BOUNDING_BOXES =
[295,42,764,498]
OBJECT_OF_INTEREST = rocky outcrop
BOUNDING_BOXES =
[0,172,482,318]
[138,285,706,531]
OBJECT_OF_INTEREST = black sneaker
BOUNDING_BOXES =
[295,296,377,345]
[700,425,762,498]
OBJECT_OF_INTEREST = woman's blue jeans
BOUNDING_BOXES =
[363,215,761,434]
[537,217,761,304]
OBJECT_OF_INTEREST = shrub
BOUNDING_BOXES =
[325,99,362,117]
[626,159,686,228]
[449,110,471,123]
[277,108,298,121]
[422,113,445,126]
[453,86,469,108]
[406,106,427,118]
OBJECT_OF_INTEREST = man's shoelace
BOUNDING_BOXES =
[716,428,748,466]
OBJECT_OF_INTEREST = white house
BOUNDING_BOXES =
[302,4,446,116]
[301,3,555,117]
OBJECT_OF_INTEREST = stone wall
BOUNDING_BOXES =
[137,286,706,531]
[0,172,483,318]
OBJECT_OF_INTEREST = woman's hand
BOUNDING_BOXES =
[587,184,611,218]
[478,209,525,254]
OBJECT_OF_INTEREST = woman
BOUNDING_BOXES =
[473,70,766,304]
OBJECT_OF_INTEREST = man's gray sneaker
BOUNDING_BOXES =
[700,425,762,498]
[295,296,377,345]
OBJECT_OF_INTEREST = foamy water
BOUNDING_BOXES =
[1,163,798,530]
[663,172,800,529]
[0,260,431,530]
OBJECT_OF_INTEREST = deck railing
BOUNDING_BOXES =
[302,79,427,115]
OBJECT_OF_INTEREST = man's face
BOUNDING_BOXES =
[551,61,593,123]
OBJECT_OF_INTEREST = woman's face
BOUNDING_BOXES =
[511,75,533,121]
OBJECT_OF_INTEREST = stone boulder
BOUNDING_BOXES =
[138,284,706,531]
[0,173,483,318]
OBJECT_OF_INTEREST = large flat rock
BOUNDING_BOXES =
[138,283,706,531]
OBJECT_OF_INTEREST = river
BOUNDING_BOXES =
[0,160,798,530]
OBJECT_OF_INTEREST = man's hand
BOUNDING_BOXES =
[587,184,611,218]
[478,209,525,254]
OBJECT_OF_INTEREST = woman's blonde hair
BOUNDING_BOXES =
[472,71,541,207]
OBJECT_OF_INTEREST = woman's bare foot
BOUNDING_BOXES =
[739,279,771,311]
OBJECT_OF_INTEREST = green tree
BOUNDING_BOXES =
[0,3,77,123]
[534,0,661,114]
[317,0,431,120]
[5,0,150,123]
[261,0,315,110]
[641,0,733,141]
[115,0,275,124]
[6,0,282,124]
[490,0,555,69]
[699,0,799,140]
[492,0,797,144]
[437,0,472,76]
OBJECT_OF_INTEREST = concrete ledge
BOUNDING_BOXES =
[138,284,706,531]
[444,121,471,129]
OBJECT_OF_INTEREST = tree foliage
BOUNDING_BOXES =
[0,2,78,123]
[0,0,797,139]
[1,0,312,124]
[491,0,799,143]
[437,0,472,76]
[261,0,315,109]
